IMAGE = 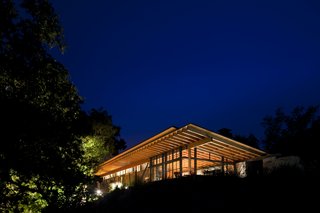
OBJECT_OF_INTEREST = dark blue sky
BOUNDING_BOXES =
[52,0,320,148]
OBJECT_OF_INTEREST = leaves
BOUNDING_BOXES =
[0,1,126,211]
[1,0,81,211]
[217,128,260,148]
[80,108,127,172]
[261,105,320,175]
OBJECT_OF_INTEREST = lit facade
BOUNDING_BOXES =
[95,124,266,191]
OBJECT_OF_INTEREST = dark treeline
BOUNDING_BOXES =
[262,105,320,175]
[0,0,125,212]
[1,0,319,212]
[219,105,320,176]
[217,127,260,148]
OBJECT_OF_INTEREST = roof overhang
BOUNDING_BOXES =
[95,124,267,176]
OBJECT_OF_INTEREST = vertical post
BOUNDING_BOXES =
[179,146,183,177]
[149,157,153,182]
[156,155,159,181]
[164,152,167,179]
[132,167,136,184]
[155,156,157,181]
[172,149,174,178]
[188,145,192,174]
[194,147,197,175]
[221,156,225,176]
[162,153,165,180]
[129,171,131,185]
[233,162,238,177]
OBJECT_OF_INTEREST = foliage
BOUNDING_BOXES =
[0,0,81,210]
[233,134,259,149]
[263,164,304,177]
[0,0,126,211]
[79,108,126,176]
[262,105,320,175]
[217,128,260,148]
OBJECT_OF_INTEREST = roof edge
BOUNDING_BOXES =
[97,126,177,168]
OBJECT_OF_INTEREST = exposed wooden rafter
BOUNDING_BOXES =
[95,123,267,176]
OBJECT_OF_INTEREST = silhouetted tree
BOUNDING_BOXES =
[0,0,126,211]
[217,128,259,148]
[80,108,126,172]
[233,134,259,149]
[262,105,320,175]
[217,128,233,138]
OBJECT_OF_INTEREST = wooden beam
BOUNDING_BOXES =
[180,130,205,141]
[165,138,187,147]
[187,125,266,155]
[172,134,196,144]
[182,157,233,164]
[145,146,168,153]
[166,138,181,148]
[189,137,212,148]
[99,159,148,176]
[195,146,224,159]
[211,139,260,158]
[154,142,176,150]
[198,145,242,161]
[203,143,254,160]
[203,142,255,159]
[209,143,258,160]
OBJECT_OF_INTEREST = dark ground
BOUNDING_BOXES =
[72,175,318,213]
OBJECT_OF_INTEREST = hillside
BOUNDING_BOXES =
[76,175,318,213]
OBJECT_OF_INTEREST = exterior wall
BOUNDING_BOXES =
[263,155,304,174]
[96,124,267,179]
[232,155,304,179]
[100,146,238,192]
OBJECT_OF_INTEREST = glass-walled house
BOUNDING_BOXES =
[95,124,266,191]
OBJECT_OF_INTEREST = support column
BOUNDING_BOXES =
[188,145,191,174]
[172,150,174,178]
[156,155,159,181]
[179,147,183,177]
[132,167,136,184]
[233,162,238,177]
[221,156,225,176]
[194,147,197,175]
[162,153,165,180]
[149,157,153,182]
[164,152,167,179]
[129,171,131,185]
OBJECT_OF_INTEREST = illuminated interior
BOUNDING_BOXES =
[96,124,266,192]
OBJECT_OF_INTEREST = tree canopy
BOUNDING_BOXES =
[262,105,320,175]
[79,109,126,176]
[0,0,126,211]
[217,128,259,149]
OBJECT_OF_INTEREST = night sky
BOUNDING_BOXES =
[52,0,320,149]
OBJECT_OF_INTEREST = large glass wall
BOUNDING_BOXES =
[101,146,236,192]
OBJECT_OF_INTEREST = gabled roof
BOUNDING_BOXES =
[95,123,267,176]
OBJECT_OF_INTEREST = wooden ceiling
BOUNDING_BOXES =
[95,124,266,176]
